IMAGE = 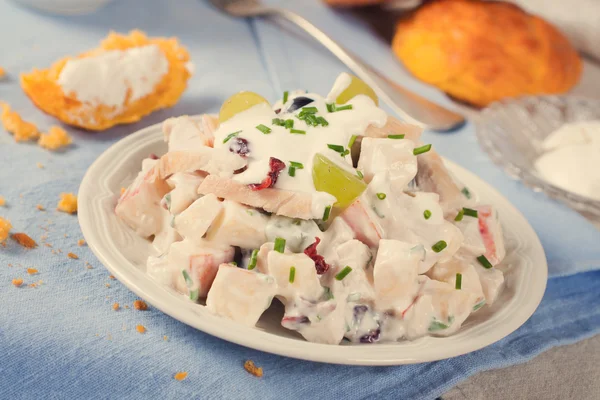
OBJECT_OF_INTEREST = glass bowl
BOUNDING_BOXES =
[475,95,600,220]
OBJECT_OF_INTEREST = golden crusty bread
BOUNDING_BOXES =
[392,0,582,107]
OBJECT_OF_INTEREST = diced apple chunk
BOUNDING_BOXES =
[165,172,205,214]
[358,137,417,189]
[266,251,323,303]
[474,266,504,306]
[205,201,268,249]
[427,257,485,305]
[333,240,375,303]
[174,194,223,243]
[168,239,234,298]
[317,217,355,266]
[339,195,383,248]
[206,264,277,327]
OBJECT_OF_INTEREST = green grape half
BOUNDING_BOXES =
[335,75,378,106]
[312,153,367,209]
[219,91,270,123]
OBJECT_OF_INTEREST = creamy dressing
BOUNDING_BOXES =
[58,45,168,109]
[118,73,508,345]
[535,121,600,200]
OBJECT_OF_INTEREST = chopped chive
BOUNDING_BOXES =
[462,187,472,199]
[306,114,319,126]
[333,104,353,112]
[424,209,432,220]
[348,135,357,149]
[182,270,193,287]
[284,119,294,129]
[431,240,447,253]
[230,261,237,266]
[189,289,199,302]
[322,205,332,221]
[288,266,296,283]
[256,124,272,134]
[455,273,462,290]
[290,161,304,169]
[326,103,335,112]
[317,116,329,127]
[247,249,259,270]
[463,207,478,218]
[223,130,241,143]
[288,166,296,177]
[323,286,334,300]
[473,299,486,311]
[272,118,285,126]
[454,209,465,221]
[164,193,171,211]
[428,320,450,332]
[477,255,493,269]
[371,205,385,219]
[327,144,345,153]
[335,266,353,281]
[388,134,405,139]
[300,106,318,114]
[283,91,289,103]
[376,193,387,200]
[342,149,350,157]
[413,144,432,155]
[356,170,364,179]
[290,129,306,135]
[246,209,254,216]
[274,237,286,253]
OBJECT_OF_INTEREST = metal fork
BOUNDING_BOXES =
[209,0,465,131]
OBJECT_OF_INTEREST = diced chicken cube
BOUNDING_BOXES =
[256,242,291,275]
[266,251,323,302]
[358,137,417,189]
[265,216,323,253]
[162,116,209,152]
[455,205,505,266]
[339,195,383,248]
[152,208,182,254]
[474,266,505,306]
[206,264,277,327]
[168,239,235,298]
[159,149,246,179]
[174,194,223,243]
[373,239,421,312]
[165,172,205,214]
[317,217,355,265]
[116,159,170,237]
[364,116,423,143]
[427,257,485,305]
[282,298,346,345]
[333,240,375,303]
[205,200,268,249]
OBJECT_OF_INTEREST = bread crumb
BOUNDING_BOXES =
[0,196,5,206]
[105,283,111,288]
[67,252,78,259]
[244,360,263,378]
[174,372,188,381]
[133,300,148,311]
[108,275,115,280]
[26,268,38,275]
[38,126,73,150]
[36,162,45,169]
[136,325,146,334]
[12,278,23,287]
[112,303,120,311]
[36,204,46,211]
[0,217,11,243]
[163,335,168,341]
[120,187,126,195]
[57,193,77,214]
[11,233,38,248]
[0,102,39,142]
[77,239,85,246]
[29,283,37,288]
[0,67,5,79]
[86,264,93,269]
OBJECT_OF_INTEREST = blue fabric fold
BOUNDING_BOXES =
[0,1,599,399]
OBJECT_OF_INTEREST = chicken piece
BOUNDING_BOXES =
[339,195,383,248]
[282,297,346,345]
[317,217,355,265]
[198,175,335,220]
[358,137,417,189]
[415,149,467,217]
[255,242,291,275]
[265,216,323,253]
[116,159,170,237]
[427,257,485,305]
[206,264,277,327]
[173,194,223,243]
[152,208,182,254]
[266,251,323,303]
[363,116,423,143]
[474,266,504,306]
[200,114,219,147]
[164,172,205,214]
[205,200,268,249]
[168,239,235,299]
[162,115,209,152]
[373,239,421,312]
[158,149,246,179]
[333,239,375,304]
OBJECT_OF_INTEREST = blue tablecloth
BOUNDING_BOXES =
[1,1,599,399]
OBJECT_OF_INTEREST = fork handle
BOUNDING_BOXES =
[268,8,465,131]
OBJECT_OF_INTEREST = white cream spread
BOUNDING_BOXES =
[116,73,507,345]
[535,121,600,201]
[58,44,169,108]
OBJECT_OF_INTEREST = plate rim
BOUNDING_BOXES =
[78,116,548,366]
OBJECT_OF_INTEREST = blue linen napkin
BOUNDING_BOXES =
[0,1,598,399]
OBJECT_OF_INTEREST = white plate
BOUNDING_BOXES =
[78,116,548,366]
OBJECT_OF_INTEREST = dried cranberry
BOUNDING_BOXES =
[303,237,330,274]
[359,329,381,343]
[248,157,285,191]
[229,137,250,157]
[148,153,159,160]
